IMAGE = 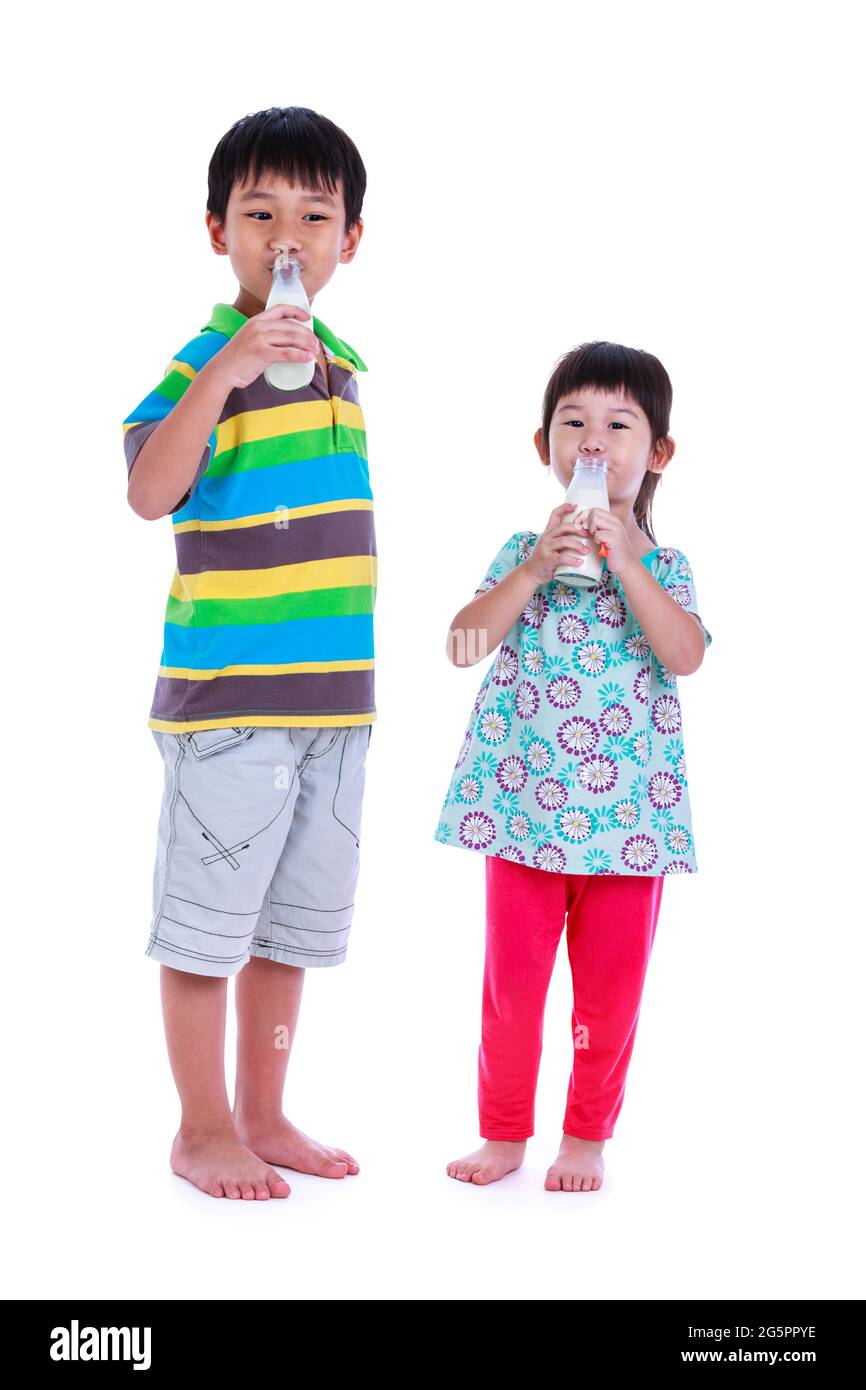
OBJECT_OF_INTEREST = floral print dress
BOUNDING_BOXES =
[434,532,712,875]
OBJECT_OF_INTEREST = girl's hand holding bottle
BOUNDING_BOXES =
[523,502,592,584]
[573,507,635,578]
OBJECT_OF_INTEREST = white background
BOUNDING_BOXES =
[4,0,863,1302]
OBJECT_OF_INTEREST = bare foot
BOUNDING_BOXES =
[446,1139,526,1185]
[544,1133,605,1192]
[234,1113,359,1178]
[171,1121,292,1199]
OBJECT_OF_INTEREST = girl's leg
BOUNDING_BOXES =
[562,873,664,1140]
[479,855,567,1139]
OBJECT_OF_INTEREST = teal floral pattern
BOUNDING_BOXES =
[434,532,712,875]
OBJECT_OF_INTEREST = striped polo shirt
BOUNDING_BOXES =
[122,302,376,733]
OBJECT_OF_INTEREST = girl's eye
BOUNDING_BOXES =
[564,419,627,429]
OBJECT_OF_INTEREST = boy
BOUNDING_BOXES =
[122,107,375,1200]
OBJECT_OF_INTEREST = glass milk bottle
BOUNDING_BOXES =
[554,457,610,587]
[264,251,316,391]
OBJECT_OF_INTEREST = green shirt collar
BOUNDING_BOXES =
[201,302,368,372]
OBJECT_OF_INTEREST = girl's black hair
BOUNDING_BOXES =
[540,341,673,546]
[207,106,366,233]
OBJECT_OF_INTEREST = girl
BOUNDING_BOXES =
[434,341,712,1192]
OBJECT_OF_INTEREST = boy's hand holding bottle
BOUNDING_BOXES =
[127,304,320,520]
[209,305,320,391]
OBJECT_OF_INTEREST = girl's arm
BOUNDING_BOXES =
[618,559,707,676]
[445,563,540,668]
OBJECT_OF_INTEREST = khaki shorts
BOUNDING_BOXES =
[146,724,372,977]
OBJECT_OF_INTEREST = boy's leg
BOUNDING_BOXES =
[233,957,304,1119]
[160,964,291,1200]
[232,958,357,1176]
[478,855,567,1139]
[233,725,370,1177]
[147,726,306,1198]
[160,967,231,1126]
[146,727,301,976]
[247,723,371,969]
[562,873,664,1139]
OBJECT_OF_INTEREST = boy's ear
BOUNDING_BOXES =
[340,216,364,263]
[205,210,229,257]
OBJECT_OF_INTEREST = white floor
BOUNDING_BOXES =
[7,848,861,1301]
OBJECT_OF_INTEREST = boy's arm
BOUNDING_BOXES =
[126,355,233,520]
[446,563,539,668]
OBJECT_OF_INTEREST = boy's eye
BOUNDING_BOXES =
[246,212,327,222]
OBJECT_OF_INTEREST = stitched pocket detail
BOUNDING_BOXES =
[187,727,255,759]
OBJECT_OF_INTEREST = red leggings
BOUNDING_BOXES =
[480,856,664,1142]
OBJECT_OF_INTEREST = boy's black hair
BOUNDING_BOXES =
[207,106,366,234]
[539,341,674,546]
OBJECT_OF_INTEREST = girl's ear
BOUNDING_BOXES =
[652,435,676,470]
[533,426,549,465]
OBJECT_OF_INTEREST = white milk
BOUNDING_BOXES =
[554,458,611,587]
[264,253,316,391]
